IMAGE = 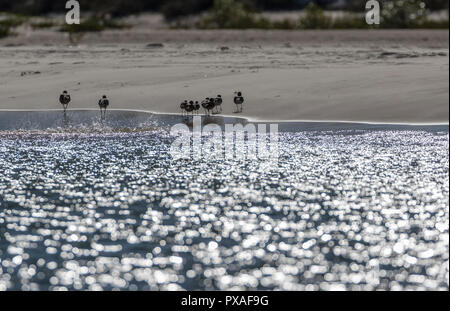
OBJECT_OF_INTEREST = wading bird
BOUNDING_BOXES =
[207,98,216,115]
[234,91,244,113]
[194,101,200,114]
[180,100,188,117]
[98,95,110,118]
[202,98,211,115]
[59,90,71,112]
[186,100,195,116]
[214,95,223,114]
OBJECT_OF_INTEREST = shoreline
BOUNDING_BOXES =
[0,110,448,135]
[1,108,449,126]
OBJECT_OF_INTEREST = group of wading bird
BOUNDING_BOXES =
[59,91,110,118]
[59,90,245,119]
[180,92,245,118]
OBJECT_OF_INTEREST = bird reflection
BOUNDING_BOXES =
[62,111,70,128]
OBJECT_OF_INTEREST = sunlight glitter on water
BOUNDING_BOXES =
[0,112,448,291]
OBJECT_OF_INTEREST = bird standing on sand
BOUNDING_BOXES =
[59,90,71,112]
[194,101,200,114]
[98,95,110,118]
[234,91,244,113]
[214,95,223,114]
[207,98,216,115]
[202,98,211,115]
[186,100,195,116]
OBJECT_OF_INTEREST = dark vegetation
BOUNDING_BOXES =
[195,0,447,30]
[0,24,9,38]
[30,20,56,29]
[0,0,447,20]
[0,0,447,38]
[0,14,26,38]
[60,17,130,33]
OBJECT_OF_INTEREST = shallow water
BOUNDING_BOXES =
[0,111,448,291]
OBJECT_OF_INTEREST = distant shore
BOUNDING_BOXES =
[0,30,448,124]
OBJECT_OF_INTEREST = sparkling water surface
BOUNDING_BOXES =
[0,111,448,291]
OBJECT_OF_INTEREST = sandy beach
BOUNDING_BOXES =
[0,29,448,123]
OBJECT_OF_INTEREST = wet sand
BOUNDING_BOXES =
[0,110,448,133]
[0,30,448,124]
